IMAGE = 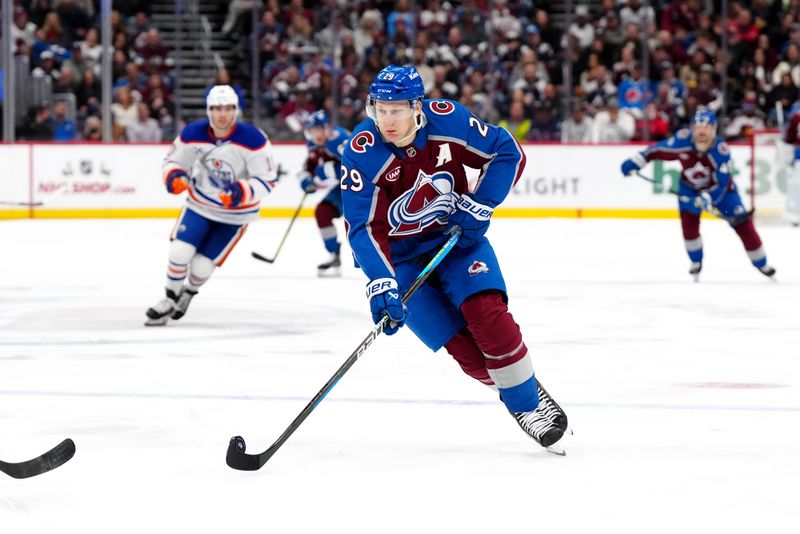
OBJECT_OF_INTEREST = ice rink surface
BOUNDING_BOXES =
[1,216,799,533]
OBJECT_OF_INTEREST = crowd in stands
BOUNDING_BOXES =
[5,0,800,144]
[228,0,795,143]
[9,0,171,142]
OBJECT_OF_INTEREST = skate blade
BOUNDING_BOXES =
[692,274,700,283]
[545,426,573,456]
[144,316,169,327]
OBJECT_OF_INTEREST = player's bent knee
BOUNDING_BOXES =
[169,239,196,264]
[190,254,216,279]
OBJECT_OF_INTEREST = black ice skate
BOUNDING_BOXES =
[508,384,570,455]
[689,261,702,282]
[145,289,179,326]
[170,288,198,320]
[317,251,341,277]
[758,264,776,279]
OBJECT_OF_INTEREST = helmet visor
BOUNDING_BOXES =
[366,97,418,122]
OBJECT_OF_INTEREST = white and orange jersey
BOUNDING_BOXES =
[163,119,278,224]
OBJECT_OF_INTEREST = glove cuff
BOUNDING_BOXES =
[456,194,494,221]
[366,278,398,299]
[632,153,647,168]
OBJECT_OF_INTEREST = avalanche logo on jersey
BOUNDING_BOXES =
[468,261,489,276]
[388,169,457,236]
[684,161,712,188]
[205,158,235,189]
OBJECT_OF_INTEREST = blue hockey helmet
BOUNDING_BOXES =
[369,65,425,102]
[692,107,717,126]
[366,65,425,122]
[304,110,330,130]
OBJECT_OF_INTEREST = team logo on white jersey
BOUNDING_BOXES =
[205,158,236,189]
[388,169,457,236]
[468,261,489,276]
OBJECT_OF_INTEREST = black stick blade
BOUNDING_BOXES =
[0,438,76,479]
[251,251,275,264]
[226,436,263,471]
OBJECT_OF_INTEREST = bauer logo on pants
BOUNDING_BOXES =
[468,261,489,276]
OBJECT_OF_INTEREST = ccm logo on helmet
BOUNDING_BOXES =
[350,131,375,153]
[429,101,455,115]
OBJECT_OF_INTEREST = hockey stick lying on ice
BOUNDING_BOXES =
[0,438,76,479]
[251,191,308,264]
[227,228,462,471]
[0,200,43,207]
[634,171,753,225]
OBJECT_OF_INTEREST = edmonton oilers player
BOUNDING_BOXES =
[145,85,278,325]
[297,110,350,276]
[622,108,775,280]
[341,65,569,453]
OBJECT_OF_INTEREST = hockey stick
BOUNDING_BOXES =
[633,171,753,225]
[251,191,308,263]
[227,228,462,471]
[0,201,43,207]
[0,438,76,479]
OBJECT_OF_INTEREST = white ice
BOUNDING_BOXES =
[1,216,799,533]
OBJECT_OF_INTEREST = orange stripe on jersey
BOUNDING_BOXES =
[169,207,186,239]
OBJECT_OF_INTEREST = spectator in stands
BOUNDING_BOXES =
[254,10,285,64]
[11,7,37,53]
[591,99,636,142]
[498,100,531,141]
[206,68,245,110]
[126,102,161,142]
[528,106,561,141]
[81,28,103,70]
[114,62,147,97]
[562,102,593,142]
[83,115,102,141]
[618,62,652,118]
[64,41,90,80]
[724,93,766,141]
[111,86,138,140]
[772,42,800,87]
[280,83,315,132]
[136,28,173,75]
[52,100,77,141]
[75,68,101,114]
[18,104,55,141]
[54,64,77,94]
[32,50,62,84]
[567,5,595,50]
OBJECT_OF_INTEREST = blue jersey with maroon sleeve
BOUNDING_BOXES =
[632,128,735,206]
[340,99,526,281]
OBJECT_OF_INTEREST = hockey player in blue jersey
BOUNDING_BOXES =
[341,65,569,454]
[297,110,350,276]
[621,108,775,281]
[145,85,279,325]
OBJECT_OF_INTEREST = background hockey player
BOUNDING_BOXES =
[782,102,800,226]
[340,65,569,454]
[621,108,776,280]
[297,110,351,276]
[145,85,278,325]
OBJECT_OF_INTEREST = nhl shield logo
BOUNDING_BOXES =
[468,260,489,276]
